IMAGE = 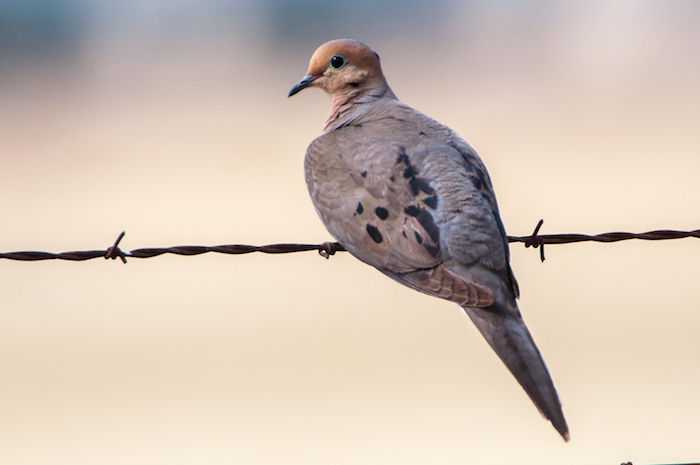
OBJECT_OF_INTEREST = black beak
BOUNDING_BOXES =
[288,74,318,97]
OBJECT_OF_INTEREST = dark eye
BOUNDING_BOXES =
[329,54,347,70]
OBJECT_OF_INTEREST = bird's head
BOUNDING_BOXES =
[288,39,388,99]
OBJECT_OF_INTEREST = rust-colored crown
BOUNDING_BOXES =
[306,39,382,77]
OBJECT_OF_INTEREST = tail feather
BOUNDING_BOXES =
[462,303,569,441]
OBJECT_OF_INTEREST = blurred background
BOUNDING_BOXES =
[1,0,699,463]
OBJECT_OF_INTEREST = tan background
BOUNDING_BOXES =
[1,1,699,463]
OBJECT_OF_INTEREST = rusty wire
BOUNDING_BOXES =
[1,221,699,264]
[508,220,700,261]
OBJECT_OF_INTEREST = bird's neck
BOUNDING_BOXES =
[324,83,397,133]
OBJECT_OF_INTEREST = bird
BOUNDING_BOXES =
[288,38,569,441]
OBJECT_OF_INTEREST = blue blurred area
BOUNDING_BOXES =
[261,0,447,44]
[3,0,699,66]
[0,0,242,64]
[0,0,86,61]
[0,0,455,63]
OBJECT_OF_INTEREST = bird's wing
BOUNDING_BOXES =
[304,111,493,307]
[445,130,520,298]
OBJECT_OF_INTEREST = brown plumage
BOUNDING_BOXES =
[289,39,569,441]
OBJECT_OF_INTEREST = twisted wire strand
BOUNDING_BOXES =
[1,221,698,263]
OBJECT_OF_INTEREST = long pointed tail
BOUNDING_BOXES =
[462,303,569,441]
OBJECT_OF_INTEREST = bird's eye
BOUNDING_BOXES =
[329,54,347,70]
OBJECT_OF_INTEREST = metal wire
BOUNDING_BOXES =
[508,220,700,261]
[1,221,699,264]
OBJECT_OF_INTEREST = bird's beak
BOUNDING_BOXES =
[288,74,319,97]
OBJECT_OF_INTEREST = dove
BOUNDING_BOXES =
[289,39,569,441]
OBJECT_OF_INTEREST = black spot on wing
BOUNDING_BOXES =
[361,171,367,178]
[374,206,389,220]
[394,146,421,195]
[453,143,478,175]
[471,175,483,190]
[416,210,440,244]
[366,224,383,244]
[461,158,475,173]
[424,243,440,258]
[414,231,423,244]
[356,202,364,214]
[396,146,409,165]
[418,182,434,195]
[403,205,420,217]
[472,165,490,190]
[422,195,438,209]
[408,177,420,195]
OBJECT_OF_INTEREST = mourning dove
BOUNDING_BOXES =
[289,39,569,441]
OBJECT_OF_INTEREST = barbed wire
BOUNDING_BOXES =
[509,220,700,261]
[1,221,699,264]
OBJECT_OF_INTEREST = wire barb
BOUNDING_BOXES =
[1,222,699,264]
[522,219,546,261]
[319,241,345,258]
[104,231,128,263]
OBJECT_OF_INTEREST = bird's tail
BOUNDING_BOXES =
[462,302,569,441]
